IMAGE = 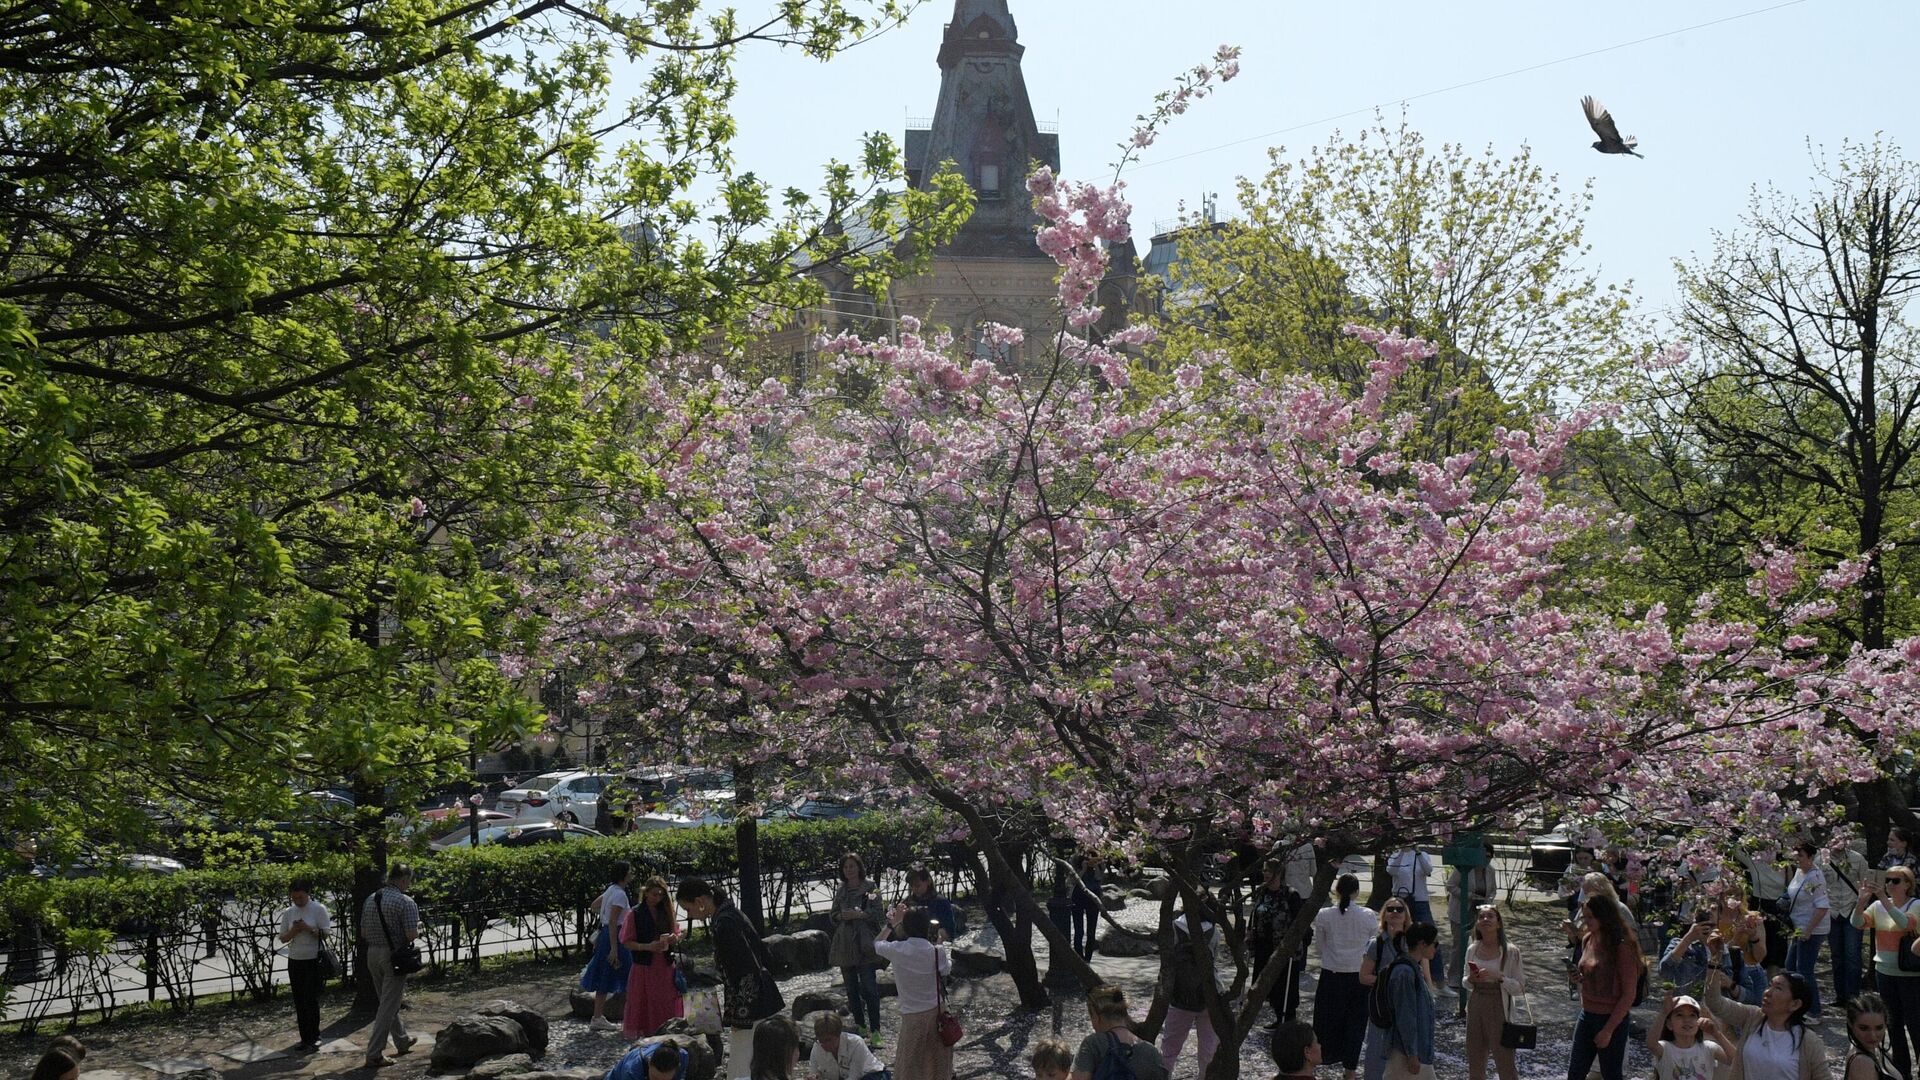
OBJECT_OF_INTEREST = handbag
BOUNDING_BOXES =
[1499,991,1537,1050]
[316,940,341,981]
[672,952,690,994]
[375,891,425,976]
[686,988,723,1035]
[934,952,962,1048]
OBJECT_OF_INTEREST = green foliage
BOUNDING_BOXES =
[1149,115,1634,460]
[0,0,963,856]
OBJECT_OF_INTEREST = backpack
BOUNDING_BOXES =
[1168,925,1210,1011]
[1091,1031,1138,1080]
[1368,950,1414,1029]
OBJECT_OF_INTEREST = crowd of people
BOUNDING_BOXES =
[183,828,1920,1080]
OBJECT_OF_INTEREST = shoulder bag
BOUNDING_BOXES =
[316,937,341,981]
[1497,946,1537,1050]
[375,891,425,976]
[935,948,963,1047]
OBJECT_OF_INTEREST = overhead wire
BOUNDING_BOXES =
[1129,0,1812,173]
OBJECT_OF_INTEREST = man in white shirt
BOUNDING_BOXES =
[1824,835,1869,1008]
[276,877,332,1052]
[809,1011,887,1080]
[1386,848,1450,997]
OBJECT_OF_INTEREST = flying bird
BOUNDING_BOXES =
[1581,96,1643,158]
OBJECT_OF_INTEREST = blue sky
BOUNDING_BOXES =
[705,0,1913,322]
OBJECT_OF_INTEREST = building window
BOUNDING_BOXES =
[977,162,1002,199]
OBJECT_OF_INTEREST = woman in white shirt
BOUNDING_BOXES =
[1311,874,1376,1080]
[876,904,952,1080]
[809,1011,888,1080]
[580,860,635,1032]
[1460,905,1525,1080]
[276,877,332,1052]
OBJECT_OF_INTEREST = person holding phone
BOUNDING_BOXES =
[1854,864,1920,1076]
[1460,905,1524,1080]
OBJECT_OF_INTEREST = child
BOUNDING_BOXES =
[1645,991,1731,1080]
[1031,1038,1072,1080]
[1269,1021,1321,1080]
[809,1011,888,1080]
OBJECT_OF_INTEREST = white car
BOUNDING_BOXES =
[493,771,618,825]
[630,789,735,832]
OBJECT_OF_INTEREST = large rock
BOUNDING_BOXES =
[789,989,843,1019]
[475,999,549,1053]
[1100,886,1127,912]
[490,1071,599,1080]
[873,970,898,998]
[1096,929,1158,958]
[634,1033,720,1080]
[467,1054,535,1078]
[568,987,624,1020]
[1144,876,1176,901]
[948,946,1005,979]
[761,929,830,976]
[431,1016,531,1073]
[650,1019,725,1068]
[801,911,836,936]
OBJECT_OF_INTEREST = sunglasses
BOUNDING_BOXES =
[1383,905,1408,914]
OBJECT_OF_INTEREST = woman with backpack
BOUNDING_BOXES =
[1359,898,1411,1080]
[1312,874,1377,1080]
[1853,865,1920,1077]
[1070,986,1169,1080]
[1566,893,1644,1080]
[1461,905,1525,1080]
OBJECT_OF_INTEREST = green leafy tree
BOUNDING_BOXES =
[1150,115,1635,459]
[0,0,964,874]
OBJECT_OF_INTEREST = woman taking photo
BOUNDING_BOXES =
[1461,904,1524,1080]
[829,853,884,1042]
[877,903,953,1080]
[1567,894,1641,1080]
[1312,874,1376,1080]
[1359,897,1411,1080]
[621,875,684,1041]
[581,861,635,1033]
[1854,865,1920,1076]
[1701,970,1829,1080]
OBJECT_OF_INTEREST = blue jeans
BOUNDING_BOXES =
[1408,899,1447,986]
[842,964,881,1032]
[1362,1022,1391,1080]
[1831,914,1864,1006]
[1788,933,1827,1017]
[1566,1010,1629,1080]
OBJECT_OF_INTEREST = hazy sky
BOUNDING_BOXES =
[704,0,1913,322]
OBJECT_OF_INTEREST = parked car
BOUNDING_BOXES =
[765,793,872,822]
[493,771,619,825]
[630,790,735,832]
[57,852,188,878]
[621,766,734,810]
[431,822,605,849]
[415,809,516,844]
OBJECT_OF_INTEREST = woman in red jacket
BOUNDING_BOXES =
[1566,894,1641,1080]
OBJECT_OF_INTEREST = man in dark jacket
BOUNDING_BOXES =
[677,879,782,1079]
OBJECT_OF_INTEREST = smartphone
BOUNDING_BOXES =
[1871,869,1891,892]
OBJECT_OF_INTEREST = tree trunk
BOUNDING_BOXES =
[958,843,1047,1006]
[733,760,763,933]
[349,770,388,1014]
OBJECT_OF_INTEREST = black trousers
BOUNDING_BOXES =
[1252,941,1304,1021]
[1312,970,1369,1070]
[1070,901,1099,959]
[288,956,324,1045]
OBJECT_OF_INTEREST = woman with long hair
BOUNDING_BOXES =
[1854,865,1920,1076]
[1359,897,1411,1080]
[877,904,953,1080]
[1462,904,1524,1080]
[1312,874,1376,1080]
[1845,992,1899,1080]
[621,875,684,1040]
[748,1016,802,1080]
[829,852,884,1042]
[1567,893,1641,1080]
[1701,970,1829,1080]
[581,860,635,1033]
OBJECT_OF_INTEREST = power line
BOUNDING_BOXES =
[1129,0,1811,173]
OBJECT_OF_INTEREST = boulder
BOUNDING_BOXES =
[789,989,843,1019]
[467,1054,536,1079]
[794,1007,849,1037]
[490,1071,599,1080]
[1144,876,1176,901]
[1096,929,1158,958]
[475,999,549,1053]
[568,987,624,1020]
[801,911,836,936]
[1100,885,1128,912]
[634,1033,720,1080]
[761,929,830,976]
[175,1071,222,1080]
[873,971,898,998]
[948,947,1005,979]
[1126,889,1152,901]
[431,1015,531,1073]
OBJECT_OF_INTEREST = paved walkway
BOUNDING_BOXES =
[0,896,1856,1080]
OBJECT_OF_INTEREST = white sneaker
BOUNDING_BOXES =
[589,1017,618,1033]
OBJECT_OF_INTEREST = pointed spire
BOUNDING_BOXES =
[947,0,1017,43]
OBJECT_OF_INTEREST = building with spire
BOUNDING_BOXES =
[764,0,1136,378]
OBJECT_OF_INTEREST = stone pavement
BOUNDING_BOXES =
[0,898,1858,1080]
